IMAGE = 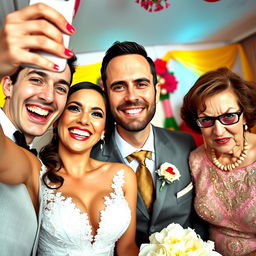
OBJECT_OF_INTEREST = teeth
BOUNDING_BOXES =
[124,108,142,114]
[70,129,90,137]
[27,106,49,116]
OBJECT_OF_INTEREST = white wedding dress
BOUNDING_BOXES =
[37,166,131,256]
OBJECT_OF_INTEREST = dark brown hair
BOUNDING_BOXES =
[40,82,112,189]
[101,41,158,92]
[180,67,256,133]
[9,55,77,85]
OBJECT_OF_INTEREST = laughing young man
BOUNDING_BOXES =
[0,3,76,255]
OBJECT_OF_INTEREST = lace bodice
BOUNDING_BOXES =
[190,146,256,256]
[37,166,131,256]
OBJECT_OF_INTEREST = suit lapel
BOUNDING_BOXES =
[151,126,175,224]
[102,136,124,162]
[137,192,150,219]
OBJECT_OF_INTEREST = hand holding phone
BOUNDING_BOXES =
[26,0,76,72]
[0,2,76,77]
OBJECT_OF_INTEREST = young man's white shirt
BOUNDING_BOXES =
[0,108,16,141]
[0,108,34,148]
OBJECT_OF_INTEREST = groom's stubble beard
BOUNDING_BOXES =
[111,97,157,133]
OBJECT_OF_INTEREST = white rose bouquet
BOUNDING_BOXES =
[139,223,221,256]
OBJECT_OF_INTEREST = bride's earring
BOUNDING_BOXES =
[100,134,105,151]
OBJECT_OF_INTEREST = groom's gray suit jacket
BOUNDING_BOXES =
[91,126,204,246]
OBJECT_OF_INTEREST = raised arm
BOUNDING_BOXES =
[0,125,40,186]
[116,165,139,256]
[0,3,76,78]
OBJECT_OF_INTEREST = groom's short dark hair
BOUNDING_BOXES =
[101,41,158,92]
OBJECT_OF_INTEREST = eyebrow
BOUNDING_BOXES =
[110,78,151,88]
[200,108,240,116]
[27,70,70,86]
[27,70,48,78]
[68,101,105,114]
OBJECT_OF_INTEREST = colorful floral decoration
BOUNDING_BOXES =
[96,77,104,89]
[134,0,171,12]
[154,58,179,130]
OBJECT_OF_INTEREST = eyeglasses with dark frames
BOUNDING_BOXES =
[196,112,243,128]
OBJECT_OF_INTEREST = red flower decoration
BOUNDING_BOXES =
[161,73,178,93]
[134,0,171,12]
[155,59,168,74]
[154,58,178,94]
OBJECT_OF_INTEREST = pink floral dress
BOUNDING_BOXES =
[190,145,256,256]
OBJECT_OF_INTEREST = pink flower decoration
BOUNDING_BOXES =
[161,73,178,93]
[154,58,178,94]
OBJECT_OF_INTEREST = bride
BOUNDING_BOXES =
[37,82,138,255]
[0,79,138,256]
[0,81,138,256]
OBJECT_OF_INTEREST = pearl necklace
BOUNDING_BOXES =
[211,140,249,171]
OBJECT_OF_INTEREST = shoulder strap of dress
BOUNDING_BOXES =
[112,169,125,196]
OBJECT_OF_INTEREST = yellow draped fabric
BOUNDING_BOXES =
[71,61,101,85]
[0,43,253,107]
[163,43,254,81]
[0,87,4,106]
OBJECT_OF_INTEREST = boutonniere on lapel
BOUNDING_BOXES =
[156,162,181,191]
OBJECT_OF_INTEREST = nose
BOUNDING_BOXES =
[38,84,54,103]
[124,85,138,102]
[78,111,89,126]
[213,120,225,136]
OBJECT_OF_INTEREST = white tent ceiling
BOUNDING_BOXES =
[1,0,256,54]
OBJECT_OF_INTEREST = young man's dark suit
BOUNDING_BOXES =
[91,125,206,246]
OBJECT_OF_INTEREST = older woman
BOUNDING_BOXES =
[181,67,256,256]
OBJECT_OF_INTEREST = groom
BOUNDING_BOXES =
[91,41,206,246]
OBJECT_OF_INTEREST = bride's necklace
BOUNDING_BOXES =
[211,139,249,171]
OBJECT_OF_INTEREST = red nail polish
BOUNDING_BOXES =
[64,48,74,57]
[53,64,59,71]
[66,23,76,33]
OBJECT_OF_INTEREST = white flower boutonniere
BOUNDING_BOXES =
[156,162,181,191]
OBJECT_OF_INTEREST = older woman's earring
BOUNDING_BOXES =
[244,124,248,131]
[100,134,105,151]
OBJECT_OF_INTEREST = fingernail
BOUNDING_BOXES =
[53,64,59,71]
[64,48,74,57]
[66,23,76,33]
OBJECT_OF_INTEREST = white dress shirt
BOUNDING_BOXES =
[0,108,34,148]
[0,108,17,141]
[114,125,156,184]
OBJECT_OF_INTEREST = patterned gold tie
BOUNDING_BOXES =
[127,150,154,212]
